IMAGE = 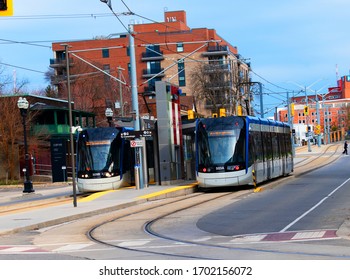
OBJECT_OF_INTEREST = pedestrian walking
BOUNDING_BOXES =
[343,140,348,155]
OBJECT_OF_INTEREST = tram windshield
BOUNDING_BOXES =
[77,127,121,178]
[196,117,246,172]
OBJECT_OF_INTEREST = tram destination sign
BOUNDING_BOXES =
[120,130,153,139]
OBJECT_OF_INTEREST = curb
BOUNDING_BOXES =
[0,183,199,237]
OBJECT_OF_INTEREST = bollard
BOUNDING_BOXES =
[134,165,140,190]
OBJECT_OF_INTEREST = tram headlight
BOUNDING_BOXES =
[103,172,112,178]
[78,172,91,178]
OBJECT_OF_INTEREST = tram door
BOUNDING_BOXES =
[262,131,272,180]
[182,122,196,181]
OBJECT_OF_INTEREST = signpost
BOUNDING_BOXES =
[120,130,153,189]
[120,130,153,139]
[130,140,143,148]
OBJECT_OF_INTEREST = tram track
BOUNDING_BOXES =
[86,185,350,260]
[85,144,344,259]
[87,190,250,259]
[294,143,341,171]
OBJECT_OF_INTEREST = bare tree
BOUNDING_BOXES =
[55,59,131,125]
[190,59,250,116]
[0,97,23,180]
[0,63,11,94]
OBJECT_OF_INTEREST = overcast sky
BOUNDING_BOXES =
[1,0,350,115]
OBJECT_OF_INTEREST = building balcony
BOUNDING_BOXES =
[142,68,165,78]
[141,51,164,61]
[49,58,74,69]
[202,45,229,57]
[203,63,230,73]
[50,74,78,85]
[204,81,232,89]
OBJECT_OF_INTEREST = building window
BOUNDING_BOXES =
[145,44,161,57]
[177,59,186,86]
[177,42,184,52]
[102,48,109,58]
[147,61,162,74]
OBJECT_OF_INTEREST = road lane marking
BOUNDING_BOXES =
[53,243,93,252]
[227,230,338,244]
[292,231,326,240]
[118,240,151,247]
[280,177,350,233]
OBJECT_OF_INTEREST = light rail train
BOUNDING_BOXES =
[195,116,293,188]
[76,127,134,192]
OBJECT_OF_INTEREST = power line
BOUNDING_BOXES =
[250,69,294,92]
[0,62,46,74]
[0,13,116,20]
[0,38,51,48]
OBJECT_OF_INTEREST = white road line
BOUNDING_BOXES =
[118,240,151,247]
[53,243,93,252]
[280,177,350,233]
[230,234,267,242]
[292,231,325,240]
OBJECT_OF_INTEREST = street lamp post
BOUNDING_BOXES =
[288,80,324,152]
[17,97,34,193]
[105,108,113,127]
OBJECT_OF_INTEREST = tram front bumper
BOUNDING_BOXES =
[197,170,252,188]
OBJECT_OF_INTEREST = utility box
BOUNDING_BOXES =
[155,81,184,185]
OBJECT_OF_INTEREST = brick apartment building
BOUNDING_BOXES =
[49,10,251,124]
[277,75,350,143]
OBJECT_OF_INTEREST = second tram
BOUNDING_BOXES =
[195,116,293,188]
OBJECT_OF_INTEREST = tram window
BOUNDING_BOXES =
[278,133,286,157]
[262,131,273,160]
[248,133,255,165]
[250,131,263,162]
[271,132,280,159]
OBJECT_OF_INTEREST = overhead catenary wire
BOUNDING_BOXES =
[0,1,296,108]
[0,62,45,74]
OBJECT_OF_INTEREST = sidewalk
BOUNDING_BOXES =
[0,181,198,236]
[0,142,343,237]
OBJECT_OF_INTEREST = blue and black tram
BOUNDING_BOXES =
[76,127,134,192]
[195,116,293,188]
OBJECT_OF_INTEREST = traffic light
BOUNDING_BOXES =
[187,110,194,120]
[304,106,309,116]
[0,0,13,16]
[237,105,243,116]
[219,108,226,117]
[290,103,295,117]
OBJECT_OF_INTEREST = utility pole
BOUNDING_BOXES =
[63,44,77,207]
[288,79,323,152]
[128,23,144,189]
[239,81,263,117]
[315,92,321,147]
[118,66,124,117]
[286,91,295,157]
[305,85,312,152]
